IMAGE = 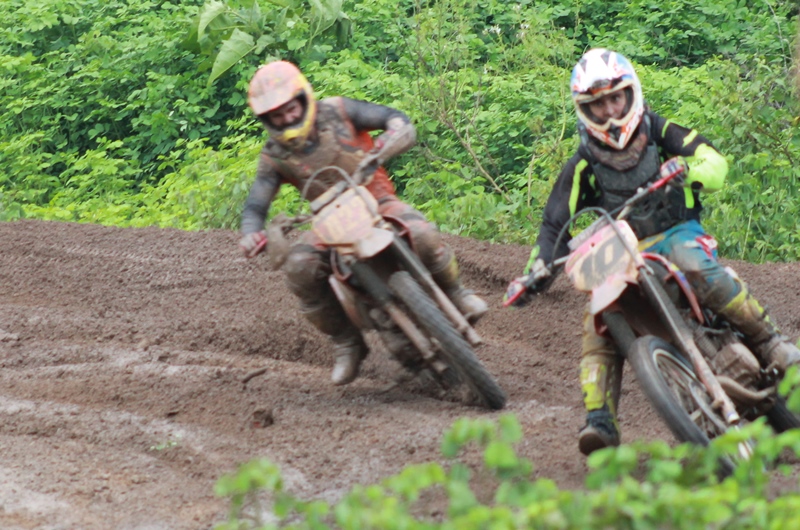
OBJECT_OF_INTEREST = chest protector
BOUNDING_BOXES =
[264,99,395,202]
[584,119,688,239]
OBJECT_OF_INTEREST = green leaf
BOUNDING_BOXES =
[484,441,517,470]
[498,415,523,443]
[243,0,262,29]
[287,38,308,51]
[207,29,256,86]
[447,480,477,517]
[198,0,228,40]
[254,34,276,55]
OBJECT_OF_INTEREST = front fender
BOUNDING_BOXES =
[589,275,636,315]
[353,227,394,259]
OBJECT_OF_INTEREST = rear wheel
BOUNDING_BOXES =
[627,336,750,472]
[388,271,506,410]
[767,397,800,433]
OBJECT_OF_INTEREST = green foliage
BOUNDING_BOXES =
[193,0,351,86]
[548,0,794,67]
[1,0,798,263]
[213,413,800,529]
[0,0,234,216]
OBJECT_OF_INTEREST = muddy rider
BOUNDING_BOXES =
[506,48,800,455]
[239,60,488,386]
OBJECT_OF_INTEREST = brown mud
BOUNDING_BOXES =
[1,219,799,529]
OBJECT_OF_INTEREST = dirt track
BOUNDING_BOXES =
[1,219,799,529]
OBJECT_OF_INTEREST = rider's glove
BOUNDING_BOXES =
[239,231,268,258]
[357,123,416,182]
[503,258,551,307]
[660,156,689,187]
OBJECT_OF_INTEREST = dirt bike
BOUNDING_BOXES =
[506,170,800,463]
[257,156,506,411]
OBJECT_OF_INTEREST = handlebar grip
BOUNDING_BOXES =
[503,275,542,308]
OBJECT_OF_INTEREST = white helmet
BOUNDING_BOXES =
[570,49,644,150]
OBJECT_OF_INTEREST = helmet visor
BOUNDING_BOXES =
[259,95,308,130]
[579,86,633,126]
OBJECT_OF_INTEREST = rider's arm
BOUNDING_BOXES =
[240,152,281,235]
[653,114,728,192]
[532,152,596,266]
[340,97,416,161]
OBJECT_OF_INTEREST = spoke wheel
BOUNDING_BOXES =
[653,348,728,439]
[628,336,751,472]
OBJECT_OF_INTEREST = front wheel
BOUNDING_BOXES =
[627,336,717,445]
[387,271,506,410]
[627,336,753,474]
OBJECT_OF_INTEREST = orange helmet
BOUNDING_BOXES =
[248,61,317,148]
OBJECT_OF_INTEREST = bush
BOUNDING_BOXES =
[1,0,798,262]
[213,410,800,529]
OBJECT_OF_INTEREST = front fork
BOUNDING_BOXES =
[386,237,482,347]
[621,267,741,426]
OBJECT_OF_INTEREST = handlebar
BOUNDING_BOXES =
[505,168,683,308]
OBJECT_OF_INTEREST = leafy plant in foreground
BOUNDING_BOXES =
[213,389,800,529]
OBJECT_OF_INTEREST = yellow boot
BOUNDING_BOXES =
[718,285,800,373]
[578,353,623,455]
[577,308,623,455]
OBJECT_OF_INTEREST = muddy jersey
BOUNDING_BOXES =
[241,97,406,235]
[533,109,728,265]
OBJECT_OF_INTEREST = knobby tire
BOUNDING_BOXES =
[387,271,506,410]
[626,336,712,446]
[767,397,800,433]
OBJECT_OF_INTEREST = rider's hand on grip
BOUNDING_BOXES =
[239,231,268,259]
[504,275,536,307]
[660,156,689,187]
[503,258,551,308]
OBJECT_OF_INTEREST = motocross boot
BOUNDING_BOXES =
[579,405,621,456]
[330,329,369,386]
[430,253,488,324]
[578,308,623,456]
[301,300,368,386]
[717,285,800,373]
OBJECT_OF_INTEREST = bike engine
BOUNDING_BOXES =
[694,326,761,388]
[711,340,761,389]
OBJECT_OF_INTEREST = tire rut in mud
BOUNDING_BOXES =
[1,220,799,528]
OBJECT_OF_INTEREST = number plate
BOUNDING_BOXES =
[565,221,638,292]
[312,188,379,246]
